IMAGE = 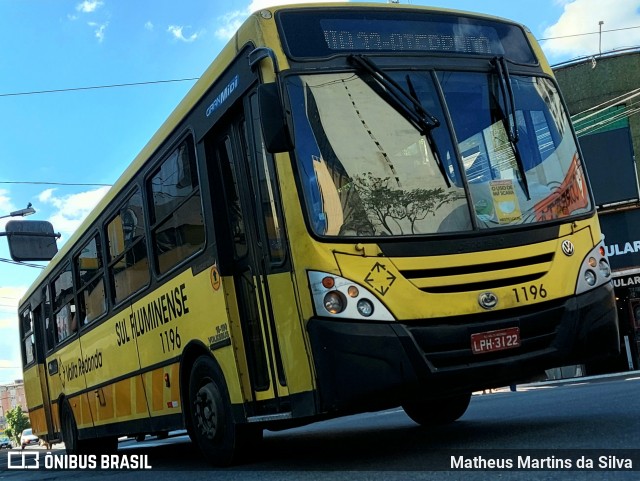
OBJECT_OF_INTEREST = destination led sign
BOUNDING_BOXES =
[278,10,537,64]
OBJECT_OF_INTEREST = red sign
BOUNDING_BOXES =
[534,153,589,221]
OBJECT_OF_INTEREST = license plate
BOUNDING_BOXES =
[471,327,520,354]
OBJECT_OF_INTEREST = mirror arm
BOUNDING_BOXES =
[0,231,61,238]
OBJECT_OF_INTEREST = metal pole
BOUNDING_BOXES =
[599,20,604,56]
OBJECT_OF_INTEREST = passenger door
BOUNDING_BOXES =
[204,100,292,416]
[31,297,56,443]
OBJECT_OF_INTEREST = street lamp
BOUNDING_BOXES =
[0,203,36,220]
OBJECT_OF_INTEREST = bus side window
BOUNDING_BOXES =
[107,189,150,305]
[147,138,205,275]
[43,287,55,352]
[52,262,77,343]
[75,234,107,325]
[20,308,35,366]
[217,136,248,259]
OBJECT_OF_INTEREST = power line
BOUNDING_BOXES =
[538,24,640,41]
[0,77,199,98]
[0,25,635,100]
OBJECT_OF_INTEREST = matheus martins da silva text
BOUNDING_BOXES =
[451,455,633,470]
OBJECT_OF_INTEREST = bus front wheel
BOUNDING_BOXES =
[188,356,259,466]
[402,392,472,427]
[60,400,80,454]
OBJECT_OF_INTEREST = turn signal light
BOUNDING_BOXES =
[322,277,335,289]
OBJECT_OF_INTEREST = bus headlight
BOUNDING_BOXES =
[308,271,395,321]
[357,299,374,317]
[575,241,612,294]
[599,259,611,278]
[324,291,346,314]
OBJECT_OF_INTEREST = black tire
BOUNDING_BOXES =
[402,392,472,427]
[188,356,260,466]
[61,399,117,454]
[60,399,81,454]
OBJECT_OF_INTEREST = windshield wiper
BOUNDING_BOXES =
[491,56,530,200]
[348,54,450,188]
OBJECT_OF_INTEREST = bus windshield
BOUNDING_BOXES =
[286,67,591,237]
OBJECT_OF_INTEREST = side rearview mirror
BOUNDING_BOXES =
[258,82,293,154]
[4,220,59,261]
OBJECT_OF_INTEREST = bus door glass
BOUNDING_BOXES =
[32,295,56,442]
[205,106,290,411]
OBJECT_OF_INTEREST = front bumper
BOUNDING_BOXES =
[307,282,619,414]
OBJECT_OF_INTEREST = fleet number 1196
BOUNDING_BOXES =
[512,284,547,303]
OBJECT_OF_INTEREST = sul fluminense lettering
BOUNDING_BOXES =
[116,283,189,347]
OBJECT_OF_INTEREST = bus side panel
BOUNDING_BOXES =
[28,407,47,438]
[267,272,315,397]
[141,363,181,416]
[23,363,45,436]
[79,308,150,428]
[46,339,92,430]
[133,268,244,418]
[66,392,94,431]
[87,376,149,426]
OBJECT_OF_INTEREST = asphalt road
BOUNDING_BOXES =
[2,372,640,480]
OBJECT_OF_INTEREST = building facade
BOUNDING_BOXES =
[0,380,27,429]
[555,49,640,372]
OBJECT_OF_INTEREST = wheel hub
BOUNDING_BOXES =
[194,383,218,440]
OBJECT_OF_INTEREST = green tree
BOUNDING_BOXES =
[4,406,30,446]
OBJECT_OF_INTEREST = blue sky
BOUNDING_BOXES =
[1,0,639,383]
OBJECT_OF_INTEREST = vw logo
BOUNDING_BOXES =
[561,240,575,256]
[478,291,498,310]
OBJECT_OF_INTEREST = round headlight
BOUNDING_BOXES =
[324,291,346,314]
[599,259,611,278]
[357,299,374,317]
[585,269,597,286]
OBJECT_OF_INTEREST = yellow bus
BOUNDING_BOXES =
[17,2,619,466]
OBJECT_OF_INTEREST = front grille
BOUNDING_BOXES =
[394,251,555,294]
[404,299,565,370]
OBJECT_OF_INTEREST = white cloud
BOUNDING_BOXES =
[215,12,246,40]
[88,21,108,42]
[0,189,20,231]
[69,0,108,43]
[0,188,15,214]
[542,0,640,60]
[76,0,104,13]
[38,189,54,204]
[37,186,110,238]
[145,21,154,31]
[215,0,348,40]
[167,25,202,43]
